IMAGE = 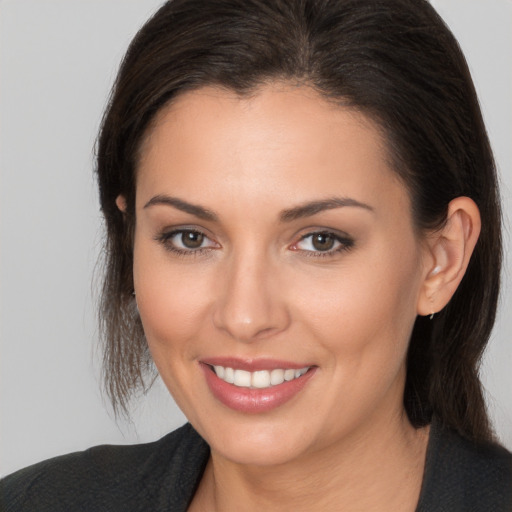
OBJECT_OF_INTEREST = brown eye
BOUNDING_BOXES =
[181,231,204,249]
[311,233,335,251]
[293,230,354,256]
[157,229,218,254]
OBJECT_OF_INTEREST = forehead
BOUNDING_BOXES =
[143,84,387,157]
[136,83,410,220]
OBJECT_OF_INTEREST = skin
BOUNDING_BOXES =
[118,83,480,511]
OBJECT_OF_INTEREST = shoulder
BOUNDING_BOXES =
[0,423,209,512]
[417,418,512,512]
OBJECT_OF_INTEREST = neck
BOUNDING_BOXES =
[191,411,430,512]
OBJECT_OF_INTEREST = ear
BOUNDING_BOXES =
[417,197,481,317]
[115,194,127,213]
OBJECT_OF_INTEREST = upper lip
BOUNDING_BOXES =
[200,357,313,372]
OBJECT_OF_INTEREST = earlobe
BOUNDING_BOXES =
[116,195,127,213]
[417,197,481,317]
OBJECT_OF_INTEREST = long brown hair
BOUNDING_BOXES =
[96,0,502,442]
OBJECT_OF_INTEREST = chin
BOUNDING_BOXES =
[213,435,309,467]
[196,412,322,467]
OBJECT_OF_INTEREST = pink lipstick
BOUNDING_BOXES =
[200,358,316,414]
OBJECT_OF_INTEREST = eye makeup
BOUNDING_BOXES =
[289,230,355,259]
[154,226,355,260]
[155,228,219,257]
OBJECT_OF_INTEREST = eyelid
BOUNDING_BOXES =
[154,225,353,258]
[289,229,354,255]
[155,226,220,255]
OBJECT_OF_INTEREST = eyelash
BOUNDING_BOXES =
[155,229,218,257]
[292,231,355,258]
[155,229,355,258]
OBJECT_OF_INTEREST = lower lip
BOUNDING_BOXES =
[201,364,316,414]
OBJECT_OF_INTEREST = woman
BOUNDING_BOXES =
[2,0,511,510]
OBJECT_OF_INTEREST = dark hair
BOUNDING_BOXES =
[96,0,501,442]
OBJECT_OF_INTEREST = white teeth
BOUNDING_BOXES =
[233,369,251,387]
[270,369,285,385]
[214,365,225,379]
[284,369,295,381]
[212,365,310,389]
[224,367,234,384]
[252,370,270,388]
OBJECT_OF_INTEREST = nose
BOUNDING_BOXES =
[212,251,291,342]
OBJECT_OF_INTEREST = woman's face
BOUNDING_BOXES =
[131,84,431,466]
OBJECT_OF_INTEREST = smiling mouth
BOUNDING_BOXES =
[209,365,311,389]
[201,361,317,413]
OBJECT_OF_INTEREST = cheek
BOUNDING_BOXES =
[294,240,422,376]
[132,241,212,358]
[302,252,419,332]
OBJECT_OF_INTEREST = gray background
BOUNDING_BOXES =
[1,0,511,477]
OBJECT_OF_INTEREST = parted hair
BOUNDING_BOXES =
[96,0,501,441]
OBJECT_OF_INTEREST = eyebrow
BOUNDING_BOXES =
[280,197,374,222]
[143,194,373,223]
[144,195,218,221]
